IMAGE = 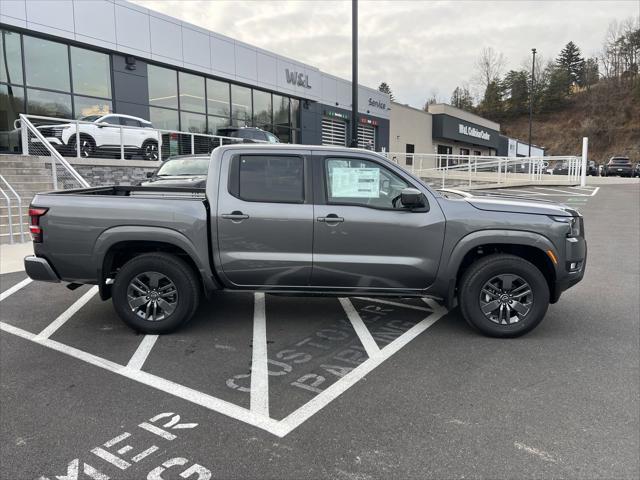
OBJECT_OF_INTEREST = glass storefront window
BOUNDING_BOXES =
[273,94,289,127]
[71,47,111,99]
[179,72,205,113]
[207,115,229,135]
[290,98,300,128]
[24,36,70,92]
[148,64,178,109]
[231,84,251,122]
[27,88,72,117]
[206,79,230,117]
[0,84,25,152]
[149,106,179,131]
[180,111,206,133]
[1,30,24,85]
[73,95,112,118]
[252,90,271,126]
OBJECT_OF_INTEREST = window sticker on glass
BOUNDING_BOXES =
[330,167,380,198]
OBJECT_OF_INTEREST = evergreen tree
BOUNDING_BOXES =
[501,70,529,116]
[477,80,503,120]
[450,86,474,111]
[556,41,585,89]
[540,64,571,111]
[378,82,395,101]
[582,58,600,88]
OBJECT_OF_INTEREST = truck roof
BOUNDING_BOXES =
[217,143,382,155]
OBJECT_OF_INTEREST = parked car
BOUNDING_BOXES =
[549,162,569,175]
[139,155,209,188]
[24,144,587,338]
[602,156,633,177]
[632,162,640,178]
[587,160,598,176]
[36,114,159,160]
[216,126,280,144]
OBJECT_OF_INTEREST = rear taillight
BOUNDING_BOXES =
[29,207,48,243]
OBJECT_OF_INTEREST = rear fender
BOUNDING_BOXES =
[93,226,218,298]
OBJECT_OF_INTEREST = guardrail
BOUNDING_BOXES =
[383,152,583,189]
[0,175,25,244]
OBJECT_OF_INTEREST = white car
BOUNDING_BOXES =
[36,114,159,160]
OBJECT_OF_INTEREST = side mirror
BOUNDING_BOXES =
[146,171,153,178]
[400,188,427,210]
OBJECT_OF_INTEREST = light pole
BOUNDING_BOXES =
[528,48,536,157]
[350,0,358,148]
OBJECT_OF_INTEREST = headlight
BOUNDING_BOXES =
[551,215,580,237]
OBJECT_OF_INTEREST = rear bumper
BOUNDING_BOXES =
[24,255,60,283]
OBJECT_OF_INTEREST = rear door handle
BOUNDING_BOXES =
[222,211,249,221]
[317,214,344,223]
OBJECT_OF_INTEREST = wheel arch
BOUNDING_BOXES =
[444,230,559,308]
[94,226,218,300]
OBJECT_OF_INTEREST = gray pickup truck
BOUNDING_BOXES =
[24,144,586,337]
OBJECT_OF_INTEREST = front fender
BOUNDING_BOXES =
[437,229,558,308]
[93,226,217,297]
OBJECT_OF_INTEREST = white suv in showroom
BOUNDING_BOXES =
[36,114,159,160]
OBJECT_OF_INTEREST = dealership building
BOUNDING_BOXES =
[0,0,390,153]
[389,102,544,167]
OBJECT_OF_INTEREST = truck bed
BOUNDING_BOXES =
[30,186,210,284]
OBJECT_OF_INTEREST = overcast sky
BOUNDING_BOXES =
[133,0,639,108]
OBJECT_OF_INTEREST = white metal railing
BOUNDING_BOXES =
[383,152,583,189]
[0,175,25,244]
[19,114,91,190]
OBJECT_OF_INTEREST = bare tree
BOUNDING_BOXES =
[474,47,506,90]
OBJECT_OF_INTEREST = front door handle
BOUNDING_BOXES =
[317,214,344,223]
[221,211,249,221]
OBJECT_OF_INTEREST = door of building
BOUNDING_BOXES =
[321,117,347,146]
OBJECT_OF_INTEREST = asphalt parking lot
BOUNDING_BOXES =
[1,184,638,479]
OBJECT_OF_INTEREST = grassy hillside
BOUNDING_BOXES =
[500,79,640,162]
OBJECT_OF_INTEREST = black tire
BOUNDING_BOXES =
[459,254,550,338]
[68,135,96,158]
[112,252,200,334]
[142,140,159,161]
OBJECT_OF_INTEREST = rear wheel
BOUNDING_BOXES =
[459,254,550,338]
[112,252,200,334]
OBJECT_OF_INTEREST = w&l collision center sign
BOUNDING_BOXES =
[432,114,500,149]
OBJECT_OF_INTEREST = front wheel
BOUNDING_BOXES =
[142,140,159,161]
[459,254,550,338]
[112,252,200,334]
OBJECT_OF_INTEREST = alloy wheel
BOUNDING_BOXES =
[127,271,178,322]
[144,143,158,161]
[479,274,533,325]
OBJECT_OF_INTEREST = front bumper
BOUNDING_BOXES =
[552,235,587,302]
[24,256,60,283]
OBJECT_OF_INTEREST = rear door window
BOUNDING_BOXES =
[230,155,304,203]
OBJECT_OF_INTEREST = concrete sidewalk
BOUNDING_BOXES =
[0,242,32,274]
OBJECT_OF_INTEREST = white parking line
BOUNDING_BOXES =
[250,293,269,417]
[0,288,448,438]
[534,187,590,196]
[0,320,282,434]
[0,277,32,301]
[339,297,381,359]
[126,335,159,370]
[35,286,99,340]
[278,301,447,436]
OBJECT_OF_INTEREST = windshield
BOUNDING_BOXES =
[81,115,101,122]
[610,158,630,164]
[156,157,209,176]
